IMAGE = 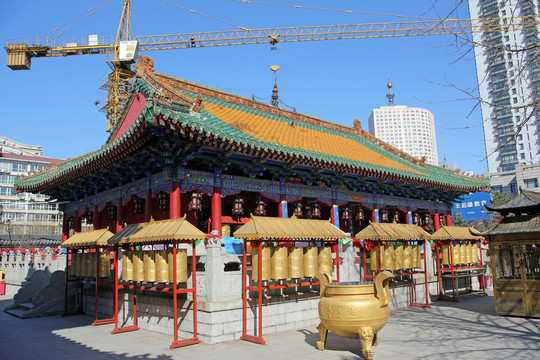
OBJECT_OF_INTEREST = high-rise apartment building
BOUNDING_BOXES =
[368,82,439,166]
[468,0,540,194]
[0,136,64,248]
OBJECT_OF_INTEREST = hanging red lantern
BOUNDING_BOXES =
[311,202,322,219]
[381,210,389,222]
[189,192,202,211]
[413,212,421,225]
[293,202,303,218]
[357,209,365,223]
[233,197,244,216]
[341,206,350,221]
[254,200,266,216]
[424,213,431,225]
[393,211,400,223]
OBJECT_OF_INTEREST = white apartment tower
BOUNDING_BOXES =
[468,0,540,174]
[368,82,439,166]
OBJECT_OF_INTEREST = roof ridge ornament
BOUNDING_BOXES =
[134,55,154,78]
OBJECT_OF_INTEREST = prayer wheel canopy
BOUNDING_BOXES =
[108,215,206,245]
[233,215,347,241]
[62,228,114,248]
[355,222,432,241]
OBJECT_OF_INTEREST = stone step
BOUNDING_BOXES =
[4,307,28,318]
[18,302,34,311]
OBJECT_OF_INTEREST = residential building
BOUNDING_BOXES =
[0,136,64,248]
[468,0,540,194]
[368,81,439,165]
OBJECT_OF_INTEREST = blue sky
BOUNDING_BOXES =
[0,0,488,174]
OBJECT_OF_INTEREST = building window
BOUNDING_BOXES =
[510,183,518,193]
[491,185,503,193]
[524,178,539,189]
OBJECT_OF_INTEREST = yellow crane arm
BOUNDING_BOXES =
[6,15,539,62]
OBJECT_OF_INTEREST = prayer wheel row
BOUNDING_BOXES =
[369,244,422,271]
[442,243,479,265]
[252,246,333,281]
[121,249,188,283]
[70,252,111,278]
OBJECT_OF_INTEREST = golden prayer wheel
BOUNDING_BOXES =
[317,271,395,360]
[132,250,145,282]
[221,223,231,238]
[303,246,319,278]
[382,245,394,270]
[465,243,473,264]
[288,247,304,279]
[318,246,333,276]
[98,252,110,278]
[452,244,461,265]
[143,251,156,282]
[121,250,134,281]
[88,253,97,278]
[393,244,403,270]
[441,244,450,265]
[154,250,169,283]
[369,247,379,272]
[168,248,188,283]
[472,243,479,263]
[402,245,412,269]
[80,252,89,277]
[459,243,467,264]
[411,245,419,268]
[272,246,288,280]
[252,246,271,281]
[70,252,79,276]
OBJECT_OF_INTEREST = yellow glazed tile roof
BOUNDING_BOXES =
[431,226,484,240]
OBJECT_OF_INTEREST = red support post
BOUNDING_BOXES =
[116,198,125,233]
[170,181,181,219]
[93,204,100,230]
[445,213,452,226]
[145,189,152,222]
[62,214,69,243]
[211,187,222,236]
[74,210,82,233]
[433,213,441,232]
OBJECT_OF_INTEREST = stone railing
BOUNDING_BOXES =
[1,250,67,284]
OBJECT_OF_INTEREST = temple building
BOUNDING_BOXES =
[12,58,490,344]
[15,58,487,238]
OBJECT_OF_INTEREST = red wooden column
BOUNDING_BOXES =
[62,214,69,243]
[445,212,452,226]
[433,212,441,232]
[74,210,82,233]
[170,181,181,219]
[116,198,125,233]
[93,204,101,230]
[144,189,152,222]
[211,187,222,236]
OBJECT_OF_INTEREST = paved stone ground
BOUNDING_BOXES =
[0,290,538,360]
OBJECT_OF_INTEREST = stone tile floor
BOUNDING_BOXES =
[0,290,538,360]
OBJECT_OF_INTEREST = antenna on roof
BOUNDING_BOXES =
[271,65,280,107]
[386,78,395,106]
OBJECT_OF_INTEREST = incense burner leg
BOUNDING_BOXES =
[316,322,328,350]
[359,326,375,360]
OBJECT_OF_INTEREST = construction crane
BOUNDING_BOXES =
[5,0,540,132]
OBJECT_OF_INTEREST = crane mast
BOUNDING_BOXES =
[5,0,539,132]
